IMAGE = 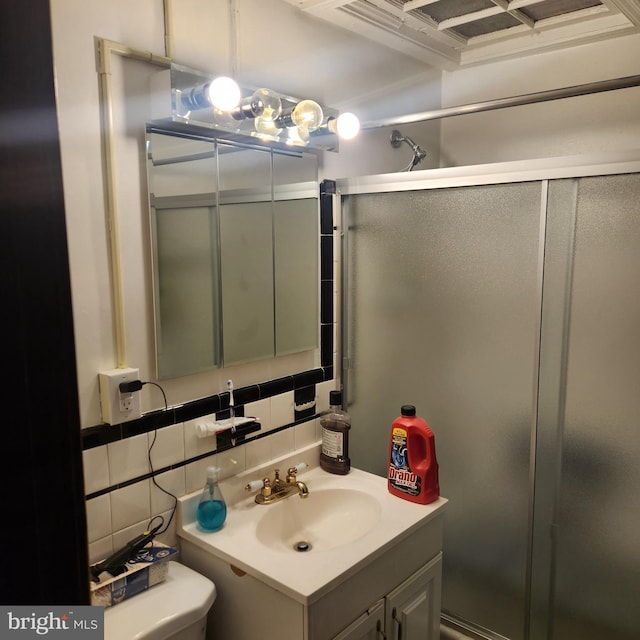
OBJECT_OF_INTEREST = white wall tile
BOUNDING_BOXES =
[86,494,112,543]
[152,509,179,549]
[148,423,184,469]
[150,467,184,516]
[245,398,270,431]
[215,446,246,480]
[184,415,218,459]
[112,519,152,552]
[88,536,113,565]
[245,438,271,470]
[185,458,212,495]
[294,421,318,450]
[83,445,109,494]
[268,427,295,459]
[185,445,248,496]
[110,480,150,532]
[270,391,294,430]
[108,433,150,485]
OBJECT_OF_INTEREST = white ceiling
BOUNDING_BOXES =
[283,0,640,69]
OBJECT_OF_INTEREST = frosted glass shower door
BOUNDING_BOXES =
[548,174,640,640]
[345,183,542,640]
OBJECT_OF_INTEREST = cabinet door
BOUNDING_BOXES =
[385,553,442,640]
[333,600,385,640]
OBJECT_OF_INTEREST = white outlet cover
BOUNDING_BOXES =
[99,367,141,425]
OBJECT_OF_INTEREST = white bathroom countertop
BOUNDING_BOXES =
[177,444,447,605]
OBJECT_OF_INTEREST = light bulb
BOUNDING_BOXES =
[335,112,360,140]
[291,99,324,134]
[252,89,282,119]
[207,77,241,111]
[253,88,283,136]
[232,95,264,120]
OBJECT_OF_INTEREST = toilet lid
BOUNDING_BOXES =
[104,561,216,640]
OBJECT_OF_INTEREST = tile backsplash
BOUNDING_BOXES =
[84,379,336,564]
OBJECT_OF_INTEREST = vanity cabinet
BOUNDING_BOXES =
[333,554,442,640]
[181,522,444,640]
[177,459,447,640]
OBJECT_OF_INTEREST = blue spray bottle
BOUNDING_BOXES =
[196,466,227,532]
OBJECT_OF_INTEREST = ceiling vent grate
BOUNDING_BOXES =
[285,0,640,67]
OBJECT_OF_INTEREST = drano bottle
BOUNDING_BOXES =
[388,405,439,504]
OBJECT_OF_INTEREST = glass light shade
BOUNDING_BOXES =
[291,99,324,133]
[208,77,241,111]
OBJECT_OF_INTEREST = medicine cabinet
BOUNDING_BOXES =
[146,125,319,378]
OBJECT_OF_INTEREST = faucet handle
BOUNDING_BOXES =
[286,462,308,483]
[245,477,272,496]
[287,462,308,477]
[245,479,264,493]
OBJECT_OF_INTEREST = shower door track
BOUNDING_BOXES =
[336,149,640,195]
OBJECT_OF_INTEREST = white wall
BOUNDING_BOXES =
[439,34,640,167]
[49,0,438,559]
[321,69,442,178]
[51,0,640,561]
[50,0,435,428]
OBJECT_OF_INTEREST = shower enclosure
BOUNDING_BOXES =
[338,153,640,640]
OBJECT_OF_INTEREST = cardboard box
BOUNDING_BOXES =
[90,542,177,607]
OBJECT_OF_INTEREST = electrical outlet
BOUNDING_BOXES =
[99,367,141,425]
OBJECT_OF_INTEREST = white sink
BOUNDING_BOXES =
[255,488,382,552]
[177,443,447,603]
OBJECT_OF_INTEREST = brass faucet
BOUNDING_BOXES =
[246,467,310,505]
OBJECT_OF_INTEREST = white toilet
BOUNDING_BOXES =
[104,561,217,639]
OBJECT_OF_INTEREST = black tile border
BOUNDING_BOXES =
[82,366,334,451]
[82,180,336,467]
[85,411,321,501]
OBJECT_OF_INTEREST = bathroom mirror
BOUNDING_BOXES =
[146,126,319,378]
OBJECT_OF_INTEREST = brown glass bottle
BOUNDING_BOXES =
[320,390,351,474]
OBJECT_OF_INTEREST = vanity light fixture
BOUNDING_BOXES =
[167,63,359,151]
